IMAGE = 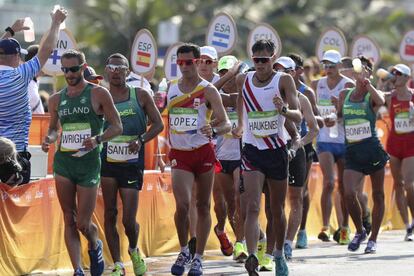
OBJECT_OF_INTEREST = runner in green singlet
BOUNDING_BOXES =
[42,50,122,276]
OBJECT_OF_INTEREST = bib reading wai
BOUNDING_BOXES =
[345,119,371,142]
[248,110,279,138]
[61,123,92,152]
[169,107,199,133]
[394,112,414,134]
[107,135,139,163]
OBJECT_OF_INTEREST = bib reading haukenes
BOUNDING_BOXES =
[57,84,103,157]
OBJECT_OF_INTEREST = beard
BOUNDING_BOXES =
[66,75,82,86]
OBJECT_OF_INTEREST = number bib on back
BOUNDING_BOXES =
[248,110,279,138]
[60,123,91,152]
[107,135,139,163]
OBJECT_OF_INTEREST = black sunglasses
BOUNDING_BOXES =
[391,70,403,76]
[252,56,272,64]
[61,64,84,73]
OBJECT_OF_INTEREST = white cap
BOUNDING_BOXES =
[322,50,341,64]
[275,56,296,70]
[200,46,218,60]
[393,64,411,76]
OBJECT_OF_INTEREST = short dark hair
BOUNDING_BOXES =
[106,53,130,67]
[252,39,275,56]
[358,55,373,71]
[341,57,353,69]
[61,49,86,65]
[177,43,200,58]
[288,53,304,68]
[24,44,39,62]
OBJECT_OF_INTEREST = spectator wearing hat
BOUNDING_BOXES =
[83,65,103,85]
[0,8,67,183]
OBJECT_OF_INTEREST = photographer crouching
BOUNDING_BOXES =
[0,137,28,186]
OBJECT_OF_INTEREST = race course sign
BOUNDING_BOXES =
[42,29,77,76]
[350,35,381,66]
[206,12,237,55]
[316,27,347,61]
[247,23,282,58]
[131,29,157,74]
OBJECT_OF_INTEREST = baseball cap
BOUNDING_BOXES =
[322,50,341,64]
[83,66,103,81]
[0,38,28,55]
[393,64,411,76]
[275,56,296,70]
[218,55,238,72]
[200,46,218,60]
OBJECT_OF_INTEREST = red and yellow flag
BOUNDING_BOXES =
[137,51,151,67]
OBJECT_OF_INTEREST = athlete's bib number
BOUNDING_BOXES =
[107,135,139,163]
[345,119,372,142]
[61,123,91,152]
[248,110,279,138]
[394,112,414,134]
[318,99,336,117]
[169,107,198,133]
[224,112,238,139]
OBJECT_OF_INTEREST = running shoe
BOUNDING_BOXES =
[110,263,126,276]
[130,250,147,276]
[188,258,203,276]
[333,228,341,243]
[73,268,85,276]
[244,254,259,276]
[274,255,289,276]
[348,230,367,252]
[214,225,233,256]
[233,241,248,262]
[339,227,351,245]
[188,237,197,259]
[362,211,372,236]
[296,230,308,249]
[259,254,274,271]
[404,227,413,241]
[318,228,330,242]
[171,251,191,275]
[257,239,266,266]
[364,240,377,254]
[284,243,292,260]
[88,239,104,276]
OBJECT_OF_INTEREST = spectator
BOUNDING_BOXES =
[0,137,24,186]
[83,65,103,85]
[0,8,67,183]
[24,44,45,114]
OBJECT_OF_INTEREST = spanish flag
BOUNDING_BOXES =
[137,51,151,67]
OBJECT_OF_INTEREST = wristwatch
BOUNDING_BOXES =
[281,106,288,114]
[95,135,102,144]
[138,134,145,144]
[5,27,14,36]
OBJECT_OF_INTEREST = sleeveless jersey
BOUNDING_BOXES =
[167,79,212,150]
[242,71,286,150]
[316,76,353,143]
[102,86,147,165]
[343,89,377,145]
[389,90,414,138]
[216,106,241,160]
[56,84,103,160]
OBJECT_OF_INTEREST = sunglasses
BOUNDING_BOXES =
[391,70,403,76]
[177,59,198,66]
[106,64,129,72]
[322,63,337,69]
[196,59,214,65]
[252,56,272,64]
[61,64,84,73]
